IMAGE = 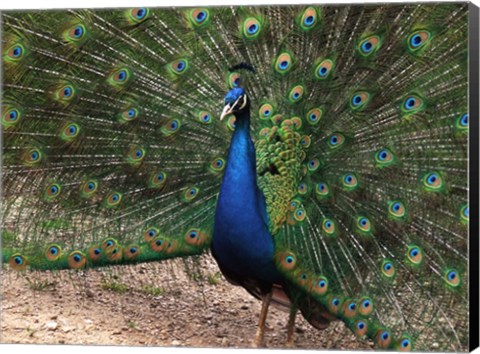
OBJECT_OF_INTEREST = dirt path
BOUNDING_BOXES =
[1,255,371,350]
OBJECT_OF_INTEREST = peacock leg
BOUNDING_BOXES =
[286,305,297,348]
[253,292,272,347]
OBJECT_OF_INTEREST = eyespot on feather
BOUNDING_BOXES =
[185,228,206,246]
[150,237,167,252]
[4,43,26,63]
[306,107,323,125]
[354,320,368,337]
[407,30,431,53]
[88,246,102,261]
[105,191,122,208]
[125,244,141,260]
[274,52,293,74]
[80,179,98,198]
[2,105,23,128]
[381,259,396,279]
[315,59,334,79]
[68,251,87,269]
[10,254,27,271]
[406,245,423,266]
[299,7,319,31]
[375,329,392,349]
[45,245,62,261]
[149,171,167,189]
[126,8,150,24]
[277,251,297,272]
[242,17,262,39]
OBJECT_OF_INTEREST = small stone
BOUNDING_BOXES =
[50,315,58,320]
[84,319,93,325]
[45,321,58,331]
[171,340,181,346]
[85,289,94,298]
[295,326,305,334]
[240,305,249,310]
[432,343,440,349]
[112,330,122,335]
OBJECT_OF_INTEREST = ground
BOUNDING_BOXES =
[1,254,372,350]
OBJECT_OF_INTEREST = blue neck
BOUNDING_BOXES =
[213,109,281,284]
[221,111,257,206]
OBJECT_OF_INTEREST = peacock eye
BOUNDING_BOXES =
[357,322,365,330]
[401,339,410,348]
[285,255,294,263]
[12,45,23,57]
[176,61,185,72]
[299,7,318,31]
[408,30,431,52]
[64,87,72,97]
[358,35,381,56]
[73,26,83,38]
[136,8,147,19]
[362,41,372,52]
[275,52,293,74]
[402,95,424,114]
[248,23,258,34]
[461,113,468,126]
[118,70,127,81]
[196,11,206,22]
[31,151,39,160]
[384,262,392,271]
[349,91,370,110]
[333,298,340,306]
[352,95,362,106]
[94,248,101,255]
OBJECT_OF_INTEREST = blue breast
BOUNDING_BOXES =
[212,111,282,285]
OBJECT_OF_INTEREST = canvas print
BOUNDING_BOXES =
[1,2,477,352]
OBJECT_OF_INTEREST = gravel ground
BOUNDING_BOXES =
[1,254,372,350]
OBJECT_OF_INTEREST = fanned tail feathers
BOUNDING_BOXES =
[1,4,469,351]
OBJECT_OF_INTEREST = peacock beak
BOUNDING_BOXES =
[220,95,247,121]
[220,103,234,121]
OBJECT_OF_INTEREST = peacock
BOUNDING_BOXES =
[1,2,473,351]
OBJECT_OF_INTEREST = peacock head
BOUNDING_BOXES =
[220,87,250,121]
